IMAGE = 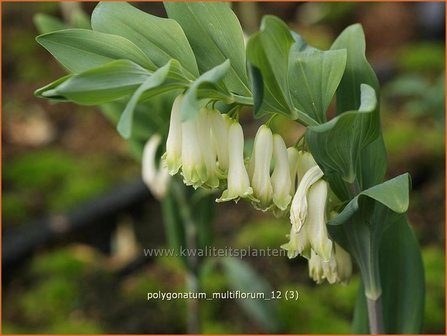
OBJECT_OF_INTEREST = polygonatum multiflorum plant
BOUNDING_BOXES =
[35,2,424,334]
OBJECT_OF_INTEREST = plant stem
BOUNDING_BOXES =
[173,182,201,334]
[367,296,384,334]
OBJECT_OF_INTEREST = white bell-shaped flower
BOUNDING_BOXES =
[217,121,253,202]
[308,243,352,285]
[305,179,333,261]
[210,110,232,175]
[334,243,352,285]
[163,95,183,175]
[142,134,171,200]
[196,108,219,189]
[271,134,292,211]
[250,125,274,210]
[308,250,325,284]
[181,118,207,188]
[281,224,311,259]
[290,164,324,232]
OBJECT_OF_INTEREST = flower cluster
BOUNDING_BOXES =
[149,95,352,285]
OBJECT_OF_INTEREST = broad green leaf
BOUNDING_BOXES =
[51,60,151,105]
[352,216,425,333]
[329,173,411,226]
[221,257,280,333]
[164,2,250,96]
[331,24,387,189]
[181,60,233,121]
[91,2,198,77]
[36,28,156,73]
[288,48,347,124]
[33,14,67,34]
[306,84,379,184]
[247,16,296,120]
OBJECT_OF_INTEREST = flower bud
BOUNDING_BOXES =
[290,164,324,232]
[142,134,171,200]
[196,108,219,189]
[250,125,274,210]
[217,121,253,202]
[164,95,183,175]
[181,118,207,188]
[210,110,232,175]
[271,134,292,211]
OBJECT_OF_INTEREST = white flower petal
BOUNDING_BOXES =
[197,108,219,189]
[217,121,253,202]
[306,179,333,261]
[210,110,231,174]
[250,125,273,210]
[290,165,323,232]
[164,95,183,175]
[142,134,171,199]
[181,118,206,188]
[271,134,292,211]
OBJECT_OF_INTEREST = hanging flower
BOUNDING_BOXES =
[181,118,207,188]
[196,108,219,189]
[305,179,333,261]
[308,250,325,284]
[249,125,274,210]
[290,163,324,232]
[281,224,311,259]
[217,121,253,202]
[308,243,352,285]
[333,243,352,285]
[271,134,292,211]
[163,95,183,175]
[142,134,171,200]
[210,109,232,175]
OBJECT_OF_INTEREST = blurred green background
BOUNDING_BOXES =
[2,2,445,334]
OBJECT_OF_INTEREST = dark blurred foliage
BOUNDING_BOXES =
[2,2,445,334]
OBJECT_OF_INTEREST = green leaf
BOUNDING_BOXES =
[51,60,151,105]
[328,174,413,316]
[288,48,347,124]
[117,60,189,138]
[329,173,411,226]
[331,24,387,189]
[33,14,67,34]
[164,2,250,96]
[247,16,296,120]
[36,28,156,73]
[306,84,379,184]
[181,60,232,121]
[221,257,280,333]
[352,216,425,333]
[91,2,199,78]
[35,74,73,101]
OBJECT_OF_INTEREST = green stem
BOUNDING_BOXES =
[172,182,201,334]
[367,297,384,334]
[346,178,384,334]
